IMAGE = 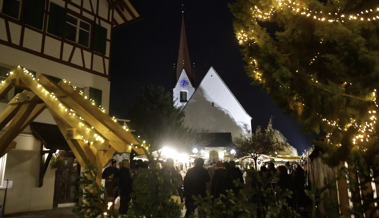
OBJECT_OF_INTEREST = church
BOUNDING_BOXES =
[172,11,252,164]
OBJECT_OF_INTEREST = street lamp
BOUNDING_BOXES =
[192,148,198,154]
[230,149,236,160]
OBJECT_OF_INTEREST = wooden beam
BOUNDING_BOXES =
[35,74,140,152]
[0,104,21,130]
[11,77,30,90]
[19,103,46,131]
[49,109,97,167]
[0,70,17,100]
[8,90,42,105]
[0,101,38,156]
[96,147,116,168]
[0,141,16,158]
[14,71,108,146]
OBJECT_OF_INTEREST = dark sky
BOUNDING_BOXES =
[109,0,316,154]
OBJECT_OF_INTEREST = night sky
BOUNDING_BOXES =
[109,0,316,154]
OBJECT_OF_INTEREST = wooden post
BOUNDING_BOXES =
[337,163,350,217]
[358,172,375,218]
[348,163,363,218]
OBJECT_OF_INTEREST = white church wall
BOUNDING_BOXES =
[173,70,195,108]
[183,67,252,139]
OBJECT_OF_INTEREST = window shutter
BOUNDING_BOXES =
[94,25,107,55]
[89,87,102,107]
[24,0,45,30]
[47,3,66,37]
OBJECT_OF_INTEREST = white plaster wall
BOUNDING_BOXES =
[0,45,111,113]
[0,134,56,214]
[183,67,252,138]
[44,36,61,59]
[23,29,42,53]
[8,22,21,45]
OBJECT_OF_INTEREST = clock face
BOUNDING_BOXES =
[180,79,188,86]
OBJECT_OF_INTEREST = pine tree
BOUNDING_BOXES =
[230,0,379,168]
[127,85,196,152]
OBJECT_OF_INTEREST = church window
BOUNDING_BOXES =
[1,0,21,19]
[180,91,187,102]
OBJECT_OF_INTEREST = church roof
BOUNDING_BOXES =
[176,12,194,85]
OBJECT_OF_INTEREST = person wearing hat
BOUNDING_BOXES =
[102,159,119,212]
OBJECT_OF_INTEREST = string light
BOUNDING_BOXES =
[2,66,149,151]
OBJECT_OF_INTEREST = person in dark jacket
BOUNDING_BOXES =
[102,159,119,209]
[118,159,132,215]
[211,162,232,199]
[184,158,210,218]
[228,161,244,196]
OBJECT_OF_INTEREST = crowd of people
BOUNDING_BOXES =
[101,157,307,217]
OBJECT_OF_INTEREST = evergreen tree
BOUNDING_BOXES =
[230,0,379,168]
[127,85,195,152]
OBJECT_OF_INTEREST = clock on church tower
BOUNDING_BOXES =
[180,79,189,87]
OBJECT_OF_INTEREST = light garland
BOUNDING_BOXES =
[0,66,150,151]
[236,0,379,150]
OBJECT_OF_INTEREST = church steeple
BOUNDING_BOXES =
[176,6,194,85]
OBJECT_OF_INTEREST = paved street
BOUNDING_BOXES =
[3,207,77,218]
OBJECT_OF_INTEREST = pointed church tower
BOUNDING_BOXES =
[173,6,195,108]
[176,7,194,85]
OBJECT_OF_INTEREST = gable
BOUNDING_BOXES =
[183,67,252,137]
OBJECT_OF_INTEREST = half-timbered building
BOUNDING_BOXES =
[0,0,141,214]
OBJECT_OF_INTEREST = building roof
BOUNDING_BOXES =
[108,0,142,29]
[197,132,235,147]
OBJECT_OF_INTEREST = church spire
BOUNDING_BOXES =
[176,4,194,85]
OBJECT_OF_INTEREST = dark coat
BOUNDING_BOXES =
[118,168,132,197]
[228,167,244,195]
[102,166,119,179]
[184,166,210,202]
[211,168,233,198]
